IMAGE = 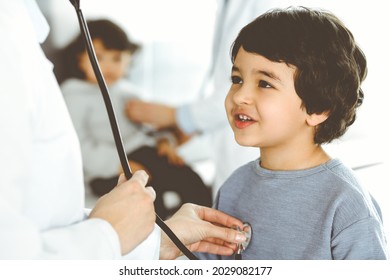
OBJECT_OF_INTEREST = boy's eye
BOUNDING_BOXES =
[259,80,272,88]
[231,76,242,84]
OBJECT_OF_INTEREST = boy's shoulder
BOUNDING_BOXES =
[222,158,364,194]
[232,159,258,175]
[220,159,259,188]
[321,159,366,193]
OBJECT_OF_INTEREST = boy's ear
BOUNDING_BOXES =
[306,111,329,127]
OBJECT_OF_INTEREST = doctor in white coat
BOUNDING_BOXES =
[0,0,246,259]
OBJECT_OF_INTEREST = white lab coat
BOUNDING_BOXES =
[0,0,160,259]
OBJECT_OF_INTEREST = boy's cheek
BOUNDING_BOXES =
[224,99,232,119]
[224,92,234,110]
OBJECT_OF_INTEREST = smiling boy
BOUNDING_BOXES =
[203,7,388,259]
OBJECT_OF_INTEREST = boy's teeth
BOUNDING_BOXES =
[238,114,252,121]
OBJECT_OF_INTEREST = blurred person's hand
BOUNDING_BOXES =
[125,100,176,129]
[157,139,185,166]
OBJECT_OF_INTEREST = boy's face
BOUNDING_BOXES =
[225,47,312,151]
[78,39,131,85]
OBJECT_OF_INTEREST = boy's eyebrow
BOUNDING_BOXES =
[256,70,282,83]
[231,65,239,72]
[232,65,282,84]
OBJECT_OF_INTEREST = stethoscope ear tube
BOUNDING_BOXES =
[69,0,198,260]
[73,6,132,181]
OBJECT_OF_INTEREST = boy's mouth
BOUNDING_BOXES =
[233,113,255,129]
[236,114,253,122]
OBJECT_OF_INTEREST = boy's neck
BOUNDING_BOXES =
[259,144,331,171]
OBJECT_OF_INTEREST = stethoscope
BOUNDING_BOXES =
[68,0,252,260]
[233,222,252,260]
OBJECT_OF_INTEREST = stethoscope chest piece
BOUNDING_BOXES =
[234,222,252,259]
[239,222,252,252]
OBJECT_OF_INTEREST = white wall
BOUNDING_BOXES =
[40,0,217,104]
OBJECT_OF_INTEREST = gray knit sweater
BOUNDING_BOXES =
[201,158,388,259]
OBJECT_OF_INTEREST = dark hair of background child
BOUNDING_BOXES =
[57,19,139,84]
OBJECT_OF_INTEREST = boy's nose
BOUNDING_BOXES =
[233,86,253,105]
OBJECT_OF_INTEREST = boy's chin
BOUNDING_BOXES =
[234,136,256,148]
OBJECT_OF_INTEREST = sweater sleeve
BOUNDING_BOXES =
[40,220,161,259]
[0,194,160,259]
[331,217,388,259]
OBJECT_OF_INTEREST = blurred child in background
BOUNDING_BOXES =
[60,19,211,219]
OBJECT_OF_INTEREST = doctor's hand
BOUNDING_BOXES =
[89,171,156,255]
[125,100,176,129]
[159,203,246,260]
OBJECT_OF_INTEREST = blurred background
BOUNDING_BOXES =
[38,0,217,104]
[36,0,389,237]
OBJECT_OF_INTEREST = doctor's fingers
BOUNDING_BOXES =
[200,223,247,246]
[117,173,126,185]
[191,239,237,256]
[196,206,244,230]
[145,186,156,201]
[116,170,148,190]
[117,171,155,201]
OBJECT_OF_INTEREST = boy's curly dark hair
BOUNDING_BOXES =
[231,7,366,144]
